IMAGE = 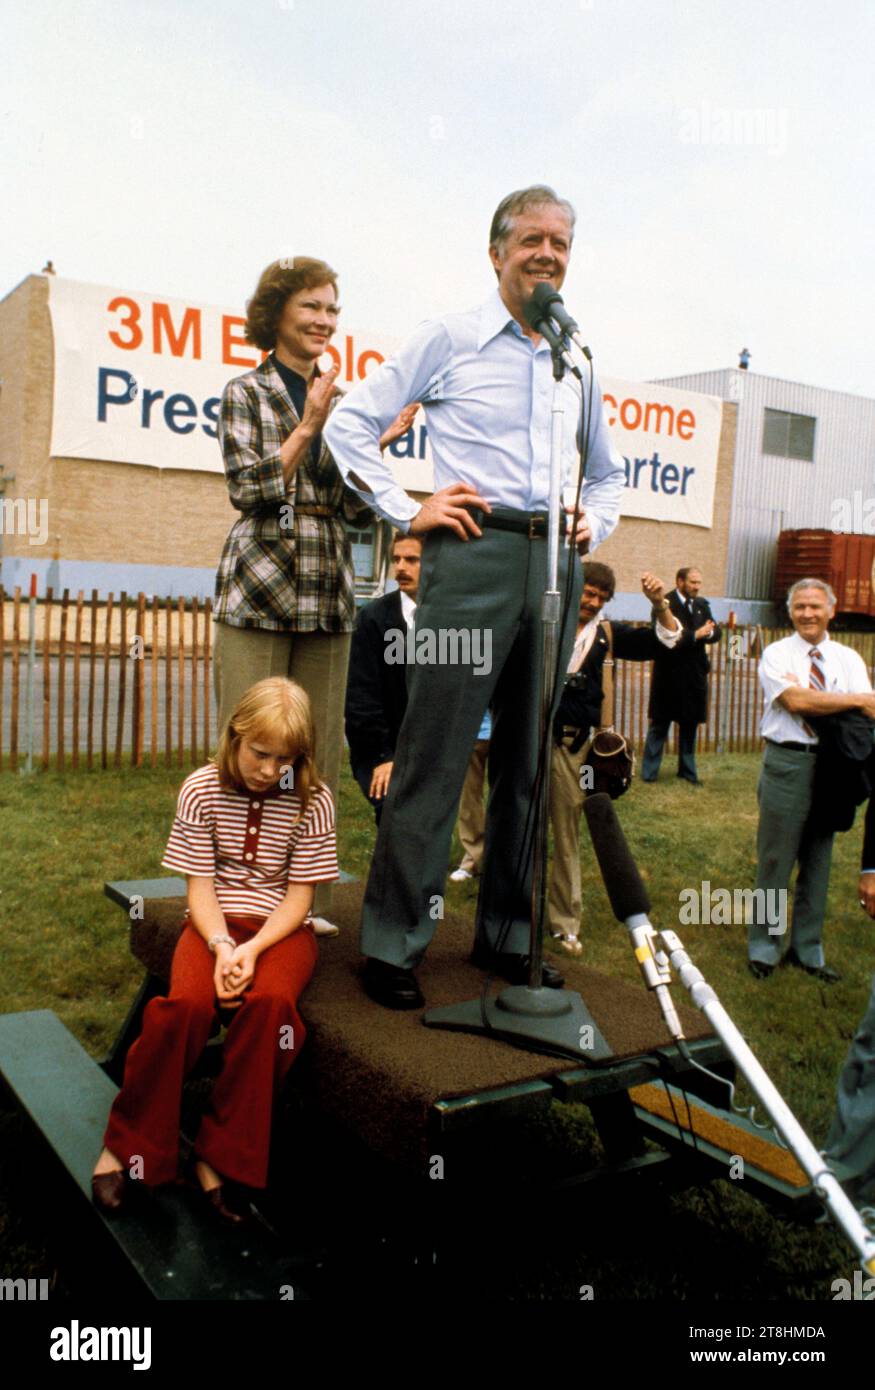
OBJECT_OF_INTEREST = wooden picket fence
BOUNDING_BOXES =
[2,588,875,772]
[611,624,875,755]
[0,588,214,771]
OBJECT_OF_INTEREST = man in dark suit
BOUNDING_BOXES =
[549,562,680,954]
[641,566,721,785]
[345,535,422,823]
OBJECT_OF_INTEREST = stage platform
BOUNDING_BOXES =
[111,878,728,1171]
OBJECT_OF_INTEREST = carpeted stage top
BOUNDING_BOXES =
[133,883,715,1168]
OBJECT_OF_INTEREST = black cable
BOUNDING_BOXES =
[657,1065,731,1229]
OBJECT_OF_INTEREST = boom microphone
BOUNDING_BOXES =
[584,793,684,1044]
[583,793,651,921]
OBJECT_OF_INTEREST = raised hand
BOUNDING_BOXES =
[640,572,667,604]
[300,366,340,434]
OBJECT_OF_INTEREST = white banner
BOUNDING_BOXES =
[49,278,721,526]
[47,277,433,489]
[601,375,723,529]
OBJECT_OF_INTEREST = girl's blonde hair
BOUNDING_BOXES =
[215,677,321,814]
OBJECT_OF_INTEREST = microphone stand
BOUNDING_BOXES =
[424,329,612,1061]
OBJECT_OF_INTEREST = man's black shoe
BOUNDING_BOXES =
[362,958,424,1010]
[470,943,565,989]
[784,951,841,983]
[678,774,702,786]
[748,959,774,979]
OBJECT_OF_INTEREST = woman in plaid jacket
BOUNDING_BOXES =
[214,257,414,928]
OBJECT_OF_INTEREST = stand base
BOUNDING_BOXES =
[424,987,614,1063]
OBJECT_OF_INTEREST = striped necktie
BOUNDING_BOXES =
[803,646,826,739]
[809,647,826,691]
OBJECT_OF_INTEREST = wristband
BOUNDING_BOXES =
[207,934,236,954]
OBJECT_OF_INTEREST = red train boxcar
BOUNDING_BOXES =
[775,529,875,618]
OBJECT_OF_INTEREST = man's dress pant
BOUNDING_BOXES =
[642,719,699,782]
[361,521,582,969]
[548,740,589,939]
[747,742,834,967]
[457,738,489,874]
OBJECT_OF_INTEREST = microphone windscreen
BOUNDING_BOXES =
[523,281,558,330]
[583,793,652,921]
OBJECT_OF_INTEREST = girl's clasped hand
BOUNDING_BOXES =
[215,940,259,1007]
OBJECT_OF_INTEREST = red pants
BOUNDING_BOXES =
[103,917,317,1189]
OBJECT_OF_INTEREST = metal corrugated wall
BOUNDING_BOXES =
[654,369,875,600]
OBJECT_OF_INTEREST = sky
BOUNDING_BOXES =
[3,0,875,396]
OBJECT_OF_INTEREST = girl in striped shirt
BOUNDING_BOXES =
[92,677,337,1223]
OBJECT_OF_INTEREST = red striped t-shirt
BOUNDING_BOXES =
[161,762,338,920]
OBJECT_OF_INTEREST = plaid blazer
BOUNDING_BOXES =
[214,357,374,633]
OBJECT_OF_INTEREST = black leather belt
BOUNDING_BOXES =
[766,739,817,754]
[469,507,567,539]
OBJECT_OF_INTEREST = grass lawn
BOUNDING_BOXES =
[0,752,872,1300]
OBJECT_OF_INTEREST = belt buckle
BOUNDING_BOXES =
[528,514,546,539]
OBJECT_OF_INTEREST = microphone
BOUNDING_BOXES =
[583,794,686,1044]
[525,283,593,361]
[583,793,651,921]
[521,288,582,380]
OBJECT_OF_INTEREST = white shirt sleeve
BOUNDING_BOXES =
[758,642,798,711]
[579,376,626,553]
[844,648,873,694]
[324,319,453,530]
[654,619,682,649]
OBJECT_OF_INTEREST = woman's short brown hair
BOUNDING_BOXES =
[244,257,338,351]
[214,676,322,815]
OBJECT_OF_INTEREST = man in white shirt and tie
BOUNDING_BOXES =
[749,578,875,980]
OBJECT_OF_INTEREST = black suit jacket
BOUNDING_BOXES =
[555,620,668,742]
[808,710,875,834]
[649,589,721,726]
[344,590,409,779]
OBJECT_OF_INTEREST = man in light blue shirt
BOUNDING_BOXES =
[325,184,625,1009]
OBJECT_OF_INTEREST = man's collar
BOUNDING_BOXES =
[576,615,600,640]
[477,287,523,351]
[790,629,831,650]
